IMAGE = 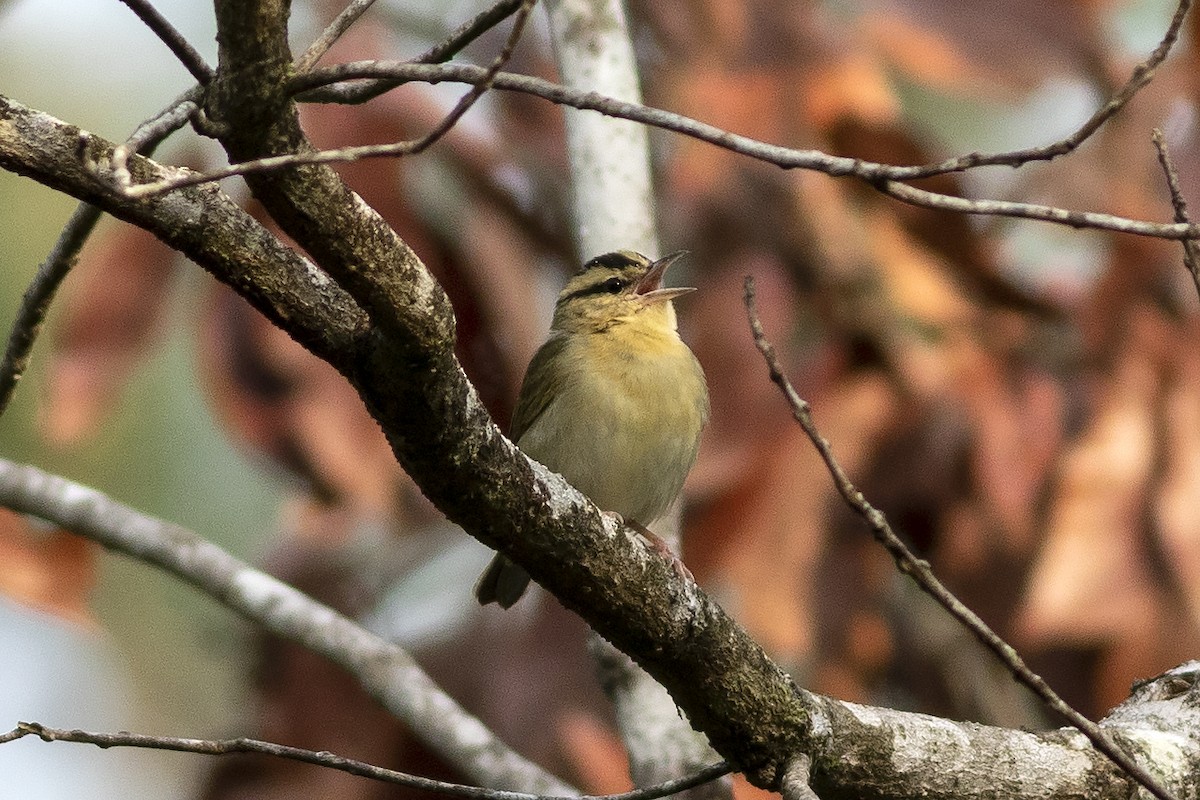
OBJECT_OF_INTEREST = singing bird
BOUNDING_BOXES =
[474,250,709,608]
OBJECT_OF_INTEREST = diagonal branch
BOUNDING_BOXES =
[295,0,381,72]
[202,0,812,786]
[117,0,213,83]
[898,0,1191,179]
[1151,128,1200,303]
[0,201,103,417]
[415,0,527,66]
[742,276,1179,800]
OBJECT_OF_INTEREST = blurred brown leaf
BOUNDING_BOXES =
[40,224,176,446]
[0,510,96,626]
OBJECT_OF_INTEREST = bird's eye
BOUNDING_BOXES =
[601,277,625,294]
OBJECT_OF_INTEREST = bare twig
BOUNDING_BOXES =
[112,2,536,200]
[98,0,1195,239]
[900,0,1191,179]
[295,0,380,73]
[109,88,202,189]
[289,62,946,178]
[293,0,527,107]
[1151,128,1200,303]
[1,84,204,418]
[5,723,729,800]
[0,202,103,417]
[297,0,525,76]
[396,0,536,159]
[117,0,213,83]
[778,755,821,800]
[295,0,1190,182]
[742,276,1180,800]
[870,178,1193,239]
[108,61,1200,240]
[0,458,575,795]
[417,0,526,65]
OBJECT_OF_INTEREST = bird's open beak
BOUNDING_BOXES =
[634,250,696,304]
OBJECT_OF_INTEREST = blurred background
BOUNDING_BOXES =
[2,0,1200,797]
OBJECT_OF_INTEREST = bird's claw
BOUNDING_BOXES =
[627,520,694,584]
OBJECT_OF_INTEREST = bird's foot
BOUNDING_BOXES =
[626,520,694,584]
[601,510,626,529]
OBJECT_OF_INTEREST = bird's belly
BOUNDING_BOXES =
[518,357,704,525]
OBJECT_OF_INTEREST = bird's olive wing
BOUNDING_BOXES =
[509,334,570,444]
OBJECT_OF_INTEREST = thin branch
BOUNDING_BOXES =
[296,0,526,75]
[117,0,213,83]
[741,276,1180,800]
[0,88,199,418]
[395,0,536,160]
[1151,128,1200,303]
[870,178,1192,239]
[5,723,729,800]
[294,0,1190,182]
[293,62,919,175]
[107,61,1200,241]
[0,458,575,795]
[110,3,537,200]
[293,0,527,108]
[0,202,102,417]
[109,88,202,190]
[295,0,380,73]
[416,0,526,65]
[899,0,1191,179]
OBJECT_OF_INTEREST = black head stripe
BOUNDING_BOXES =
[581,250,647,273]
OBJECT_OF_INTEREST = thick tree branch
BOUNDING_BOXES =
[191,0,816,788]
[0,96,366,365]
[0,82,803,790]
[5,459,1197,800]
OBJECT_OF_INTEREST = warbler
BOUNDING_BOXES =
[474,250,709,608]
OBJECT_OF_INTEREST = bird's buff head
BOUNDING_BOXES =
[551,250,694,334]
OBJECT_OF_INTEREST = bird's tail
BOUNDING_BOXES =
[474,553,531,609]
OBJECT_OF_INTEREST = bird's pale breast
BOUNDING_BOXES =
[516,326,708,525]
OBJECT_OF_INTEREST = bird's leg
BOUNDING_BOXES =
[600,511,694,584]
[627,520,694,584]
[601,510,626,529]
